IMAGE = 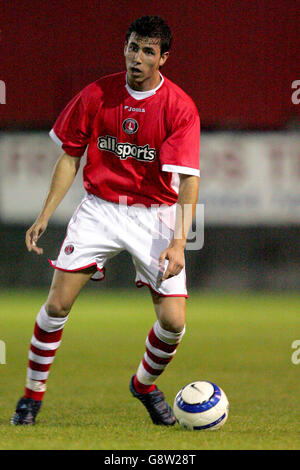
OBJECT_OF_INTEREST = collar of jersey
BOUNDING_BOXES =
[125,72,164,100]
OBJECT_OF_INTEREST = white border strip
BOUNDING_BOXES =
[162,164,200,177]
[49,128,63,148]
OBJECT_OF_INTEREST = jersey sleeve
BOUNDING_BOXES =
[159,108,200,177]
[49,90,92,157]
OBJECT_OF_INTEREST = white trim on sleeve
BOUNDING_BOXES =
[49,128,63,147]
[162,164,200,177]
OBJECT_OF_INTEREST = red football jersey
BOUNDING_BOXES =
[50,71,200,206]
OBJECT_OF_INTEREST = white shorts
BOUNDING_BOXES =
[49,193,188,297]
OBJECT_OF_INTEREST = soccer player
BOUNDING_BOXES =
[11,15,200,426]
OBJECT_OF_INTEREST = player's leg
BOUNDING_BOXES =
[11,195,124,425]
[130,293,186,426]
[45,266,97,317]
[11,267,96,425]
[133,293,185,391]
[128,205,188,424]
[151,292,186,332]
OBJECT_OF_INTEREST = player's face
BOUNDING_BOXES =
[124,33,169,91]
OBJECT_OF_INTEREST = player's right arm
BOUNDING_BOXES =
[26,152,81,255]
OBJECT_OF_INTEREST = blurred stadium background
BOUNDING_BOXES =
[0,0,299,450]
[0,0,299,292]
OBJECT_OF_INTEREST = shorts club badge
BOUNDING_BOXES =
[64,244,74,255]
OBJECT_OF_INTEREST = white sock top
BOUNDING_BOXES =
[154,320,185,345]
[36,305,69,332]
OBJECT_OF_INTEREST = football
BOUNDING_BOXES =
[173,381,229,430]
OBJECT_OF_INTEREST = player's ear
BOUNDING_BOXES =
[159,51,170,67]
[124,42,128,56]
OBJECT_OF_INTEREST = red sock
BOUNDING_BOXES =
[133,321,185,393]
[24,305,68,401]
[133,374,156,394]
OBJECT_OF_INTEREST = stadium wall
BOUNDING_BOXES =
[1,131,299,291]
[0,0,299,131]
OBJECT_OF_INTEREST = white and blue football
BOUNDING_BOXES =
[173,381,229,430]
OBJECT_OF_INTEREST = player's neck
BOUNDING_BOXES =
[127,71,162,92]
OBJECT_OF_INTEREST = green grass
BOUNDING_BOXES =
[0,289,299,450]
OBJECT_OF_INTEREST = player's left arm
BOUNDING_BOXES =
[159,174,199,281]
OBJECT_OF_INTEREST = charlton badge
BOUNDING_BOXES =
[64,244,74,255]
[122,118,139,135]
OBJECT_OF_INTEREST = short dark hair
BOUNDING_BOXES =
[126,16,172,55]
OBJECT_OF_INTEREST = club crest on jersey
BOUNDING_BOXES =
[122,118,139,135]
[64,244,74,255]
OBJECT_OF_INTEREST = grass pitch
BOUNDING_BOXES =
[0,289,299,450]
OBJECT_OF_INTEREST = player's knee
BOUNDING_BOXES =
[45,301,71,318]
[160,320,185,334]
[158,311,186,334]
[156,302,186,333]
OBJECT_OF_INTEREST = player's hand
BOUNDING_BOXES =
[25,218,48,255]
[159,241,185,281]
